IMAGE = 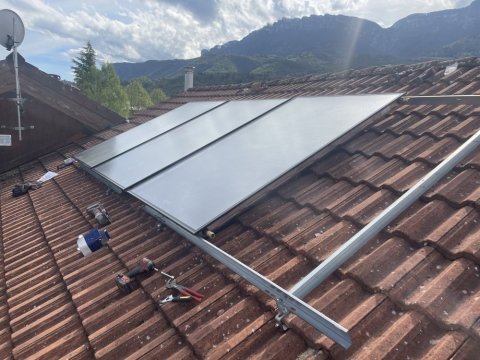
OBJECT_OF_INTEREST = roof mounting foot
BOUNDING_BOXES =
[275,301,289,331]
[156,222,165,232]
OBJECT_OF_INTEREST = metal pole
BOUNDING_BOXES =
[12,33,22,141]
[401,95,480,106]
[143,206,352,349]
[287,127,480,302]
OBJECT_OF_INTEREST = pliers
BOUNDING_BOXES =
[165,277,204,303]
[159,294,193,306]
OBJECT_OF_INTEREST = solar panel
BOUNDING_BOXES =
[75,100,225,167]
[93,99,288,190]
[128,94,401,232]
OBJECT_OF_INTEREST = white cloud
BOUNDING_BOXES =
[0,0,473,78]
[342,0,463,26]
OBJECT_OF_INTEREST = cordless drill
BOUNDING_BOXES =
[115,258,158,294]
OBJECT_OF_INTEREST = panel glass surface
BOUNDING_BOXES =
[75,101,224,167]
[130,94,401,233]
[95,98,287,189]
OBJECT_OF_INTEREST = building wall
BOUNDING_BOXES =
[0,98,90,172]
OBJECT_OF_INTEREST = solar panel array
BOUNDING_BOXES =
[76,94,401,233]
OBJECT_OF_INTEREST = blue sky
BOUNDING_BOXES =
[0,0,473,80]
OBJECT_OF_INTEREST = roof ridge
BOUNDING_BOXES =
[183,57,480,93]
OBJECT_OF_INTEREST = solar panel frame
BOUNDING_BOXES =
[129,93,402,233]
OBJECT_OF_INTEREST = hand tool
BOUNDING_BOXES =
[163,273,204,303]
[57,157,77,170]
[86,203,111,225]
[115,257,158,294]
[158,294,193,306]
[12,181,41,197]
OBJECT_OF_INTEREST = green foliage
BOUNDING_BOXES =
[97,63,130,118]
[80,66,102,99]
[124,80,153,111]
[72,41,97,93]
[149,88,168,104]
[71,42,129,118]
[114,53,335,96]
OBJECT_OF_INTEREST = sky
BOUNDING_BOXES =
[0,0,474,80]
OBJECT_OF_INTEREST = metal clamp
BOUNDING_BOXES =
[274,300,289,331]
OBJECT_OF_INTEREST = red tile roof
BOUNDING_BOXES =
[1,57,480,359]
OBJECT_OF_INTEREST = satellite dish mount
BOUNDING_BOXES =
[0,9,26,141]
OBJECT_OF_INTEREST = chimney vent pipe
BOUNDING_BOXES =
[184,66,194,91]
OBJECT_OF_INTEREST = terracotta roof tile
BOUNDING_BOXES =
[372,112,419,133]
[392,200,474,251]
[413,137,462,164]
[335,308,466,360]
[0,174,93,358]
[328,154,389,181]
[75,137,104,149]
[3,57,480,358]
[428,168,480,205]
[283,214,358,262]
[377,162,432,192]
[289,278,386,348]
[37,154,310,359]
[451,338,480,360]
[389,252,480,332]
[94,128,122,141]
[419,208,480,261]
[329,187,395,225]
[289,178,357,211]
[343,236,434,291]
[347,132,409,160]
[310,151,352,175]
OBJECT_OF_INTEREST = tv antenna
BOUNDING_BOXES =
[0,9,25,141]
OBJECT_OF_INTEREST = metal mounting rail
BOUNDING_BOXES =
[283,121,480,311]
[143,206,352,349]
[400,95,480,106]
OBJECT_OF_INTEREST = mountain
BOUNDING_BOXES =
[205,0,480,60]
[115,53,342,95]
[114,53,337,82]
[114,1,480,93]
[386,0,480,58]
[204,15,387,63]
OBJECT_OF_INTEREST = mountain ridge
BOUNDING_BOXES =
[114,1,479,94]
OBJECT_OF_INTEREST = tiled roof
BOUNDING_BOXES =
[1,57,480,359]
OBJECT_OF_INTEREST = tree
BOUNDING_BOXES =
[150,88,168,104]
[71,42,129,118]
[71,41,98,95]
[125,80,153,111]
[97,63,130,118]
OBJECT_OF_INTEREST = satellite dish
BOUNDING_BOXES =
[0,9,25,141]
[0,9,25,50]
